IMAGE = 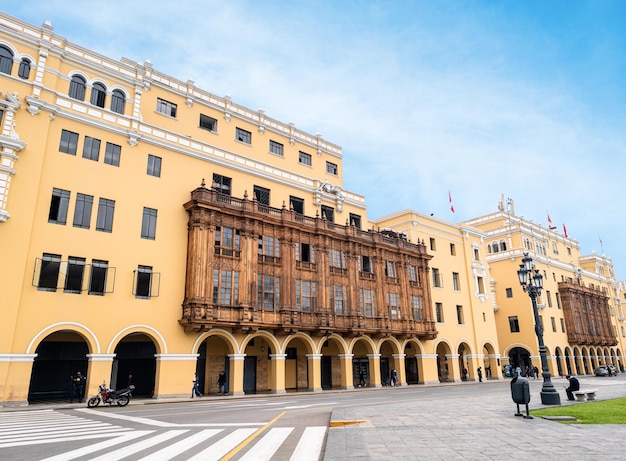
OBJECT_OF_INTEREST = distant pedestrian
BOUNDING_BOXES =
[515,366,522,377]
[70,371,85,403]
[485,366,491,378]
[477,367,483,382]
[533,366,539,379]
[217,371,227,395]
[607,365,613,377]
[127,374,135,389]
[390,369,398,386]
[358,368,366,387]
[191,373,202,398]
[462,368,468,380]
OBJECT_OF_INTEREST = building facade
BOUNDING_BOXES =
[1,13,624,406]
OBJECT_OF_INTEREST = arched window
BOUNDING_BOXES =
[500,240,507,251]
[0,45,14,75]
[491,242,499,253]
[90,81,106,107]
[18,58,31,79]
[110,89,125,114]
[68,75,86,101]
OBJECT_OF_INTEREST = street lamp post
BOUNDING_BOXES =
[517,252,561,405]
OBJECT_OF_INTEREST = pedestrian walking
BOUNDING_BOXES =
[217,370,227,395]
[358,368,366,387]
[191,373,202,397]
[477,367,483,382]
[390,369,398,386]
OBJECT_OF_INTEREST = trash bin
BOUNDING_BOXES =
[510,375,533,419]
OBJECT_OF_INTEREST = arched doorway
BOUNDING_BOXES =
[352,338,373,387]
[113,333,156,397]
[380,340,399,386]
[321,336,343,390]
[28,331,89,402]
[435,342,452,382]
[196,333,233,395]
[283,336,313,391]
[458,343,470,381]
[403,341,420,384]
[508,346,530,371]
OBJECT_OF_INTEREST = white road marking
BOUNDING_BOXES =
[290,426,327,461]
[135,429,223,461]
[87,429,188,461]
[239,427,294,461]
[186,427,257,461]
[38,431,154,461]
[75,408,265,427]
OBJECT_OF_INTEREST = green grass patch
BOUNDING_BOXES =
[530,398,626,424]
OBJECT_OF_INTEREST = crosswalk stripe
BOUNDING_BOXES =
[0,421,120,436]
[0,425,130,443]
[0,431,131,449]
[186,427,257,461]
[87,429,188,461]
[239,427,294,461]
[135,429,223,461]
[39,431,155,461]
[290,426,327,461]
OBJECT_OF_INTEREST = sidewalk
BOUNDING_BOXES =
[324,375,626,461]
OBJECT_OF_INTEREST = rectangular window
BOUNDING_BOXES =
[96,198,115,232]
[89,259,109,295]
[452,272,460,291]
[349,213,362,229]
[435,302,443,323]
[215,226,241,256]
[134,265,153,298]
[506,288,513,298]
[156,98,177,117]
[296,280,316,312]
[141,207,158,240]
[258,275,280,310]
[199,114,217,132]
[330,285,348,314]
[546,290,553,307]
[258,235,280,263]
[408,265,418,283]
[48,188,70,224]
[269,140,284,156]
[386,292,400,318]
[359,288,376,317]
[551,317,557,332]
[321,205,334,222]
[59,129,79,155]
[38,253,61,291]
[556,292,561,309]
[82,136,101,161]
[450,243,456,255]
[432,268,442,288]
[385,261,396,279]
[236,127,251,144]
[411,295,423,320]
[477,276,485,294]
[212,174,232,195]
[72,193,93,229]
[253,185,270,205]
[147,154,162,177]
[289,196,304,214]
[473,248,480,260]
[104,142,121,166]
[326,161,338,175]
[456,305,464,324]
[295,242,315,264]
[509,316,520,332]
[329,249,347,270]
[299,151,312,166]
[213,269,240,305]
[560,318,565,333]
[430,238,436,251]
[359,255,372,273]
[64,256,86,293]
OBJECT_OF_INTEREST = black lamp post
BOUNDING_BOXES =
[517,252,561,405]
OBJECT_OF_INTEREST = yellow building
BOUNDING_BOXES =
[373,210,503,383]
[0,13,438,405]
[464,198,626,377]
[2,13,624,407]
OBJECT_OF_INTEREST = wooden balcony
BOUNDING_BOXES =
[179,302,438,339]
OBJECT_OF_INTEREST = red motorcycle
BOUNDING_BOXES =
[87,383,134,407]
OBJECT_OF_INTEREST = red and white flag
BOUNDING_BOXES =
[449,191,455,213]
[547,212,556,230]
[563,223,568,238]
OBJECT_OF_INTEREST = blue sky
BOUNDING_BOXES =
[5,1,626,279]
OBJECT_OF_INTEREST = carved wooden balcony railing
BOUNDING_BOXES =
[179,302,437,339]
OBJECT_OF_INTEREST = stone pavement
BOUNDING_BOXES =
[324,375,626,461]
